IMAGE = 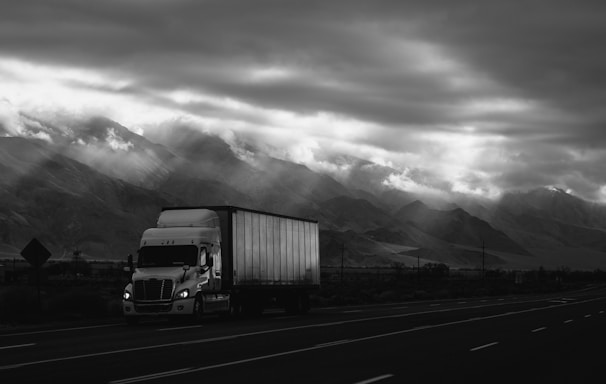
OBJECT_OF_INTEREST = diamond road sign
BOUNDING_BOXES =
[21,238,52,268]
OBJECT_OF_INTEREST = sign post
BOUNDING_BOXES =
[21,238,52,313]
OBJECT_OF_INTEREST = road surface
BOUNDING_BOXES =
[2,287,606,383]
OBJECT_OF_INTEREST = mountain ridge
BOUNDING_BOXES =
[2,115,606,270]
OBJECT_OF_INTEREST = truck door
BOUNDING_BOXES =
[213,244,222,290]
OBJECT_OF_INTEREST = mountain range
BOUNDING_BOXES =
[2,115,606,271]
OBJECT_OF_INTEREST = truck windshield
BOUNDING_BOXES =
[138,245,198,267]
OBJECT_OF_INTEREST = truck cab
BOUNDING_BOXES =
[122,209,230,324]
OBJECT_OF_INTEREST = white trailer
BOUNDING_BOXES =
[122,206,319,323]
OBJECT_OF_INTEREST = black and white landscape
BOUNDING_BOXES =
[2,1,606,271]
[2,115,606,271]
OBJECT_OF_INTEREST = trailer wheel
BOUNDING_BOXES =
[285,293,310,315]
[192,295,204,323]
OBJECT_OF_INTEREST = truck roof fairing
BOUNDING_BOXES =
[157,209,220,229]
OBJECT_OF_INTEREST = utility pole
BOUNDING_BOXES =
[73,248,81,281]
[482,240,486,281]
[417,253,420,282]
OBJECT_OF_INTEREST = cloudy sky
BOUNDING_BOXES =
[2,0,606,202]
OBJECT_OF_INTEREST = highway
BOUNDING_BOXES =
[1,287,606,383]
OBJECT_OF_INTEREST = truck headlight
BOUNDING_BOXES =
[123,291,132,301]
[175,289,189,299]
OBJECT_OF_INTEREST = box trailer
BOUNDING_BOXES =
[122,206,320,323]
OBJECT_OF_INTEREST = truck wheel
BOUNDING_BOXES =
[192,296,204,323]
[229,298,242,318]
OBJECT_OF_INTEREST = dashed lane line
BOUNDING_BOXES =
[470,342,499,352]
[157,325,204,332]
[108,298,605,383]
[315,339,351,348]
[110,368,194,384]
[353,374,394,384]
[3,295,604,371]
[0,324,121,338]
[0,343,36,350]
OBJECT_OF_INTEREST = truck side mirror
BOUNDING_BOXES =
[200,247,213,268]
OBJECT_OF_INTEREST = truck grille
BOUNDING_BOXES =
[134,279,174,301]
[135,303,173,313]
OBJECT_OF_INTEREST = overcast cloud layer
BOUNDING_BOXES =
[2,0,606,202]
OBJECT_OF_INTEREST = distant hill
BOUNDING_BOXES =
[20,115,177,188]
[396,200,530,256]
[3,114,606,270]
[497,187,606,230]
[318,196,403,232]
[492,189,606,254]
[0,137,174,260]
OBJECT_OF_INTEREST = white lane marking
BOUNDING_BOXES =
[180,335,239,345]
[110,368,194,384]
[584,314,591,318]
[353,374,394,384]
[343,310,363,313]
[315,322,345,327]
[315,339,351,348]
[0,336,237,370]
[531,327,547,333]
[157,325,203,332]
[470,342,499,352]
[3,295,603,370]
[457,301,467,304]
[564,320,574,324]
[0,323,121,337]
[106,296,606,382]
[0,343,35,350]
[599,311,604,314]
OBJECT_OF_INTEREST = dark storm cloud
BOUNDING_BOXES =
[2,0,606,201]
[0,0,481,126]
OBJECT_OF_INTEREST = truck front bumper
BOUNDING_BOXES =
[123,297,196,317]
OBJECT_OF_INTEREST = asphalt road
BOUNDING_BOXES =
[2,287,606,384]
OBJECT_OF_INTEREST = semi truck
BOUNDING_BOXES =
[122,206,320,324]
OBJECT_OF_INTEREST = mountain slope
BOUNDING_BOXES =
[491,189,606,253]
[20,115,177,188]
[396,200,530,256]
[0,137,175,259]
